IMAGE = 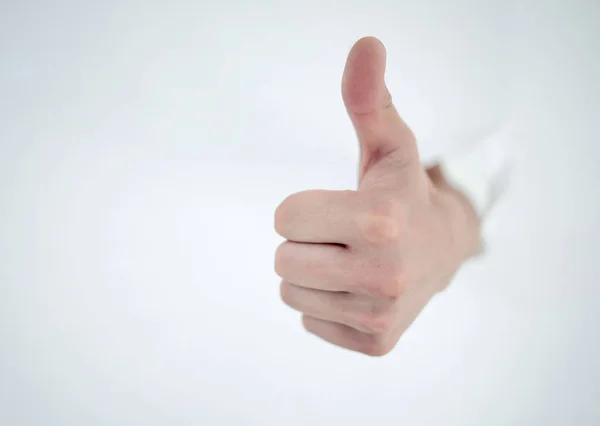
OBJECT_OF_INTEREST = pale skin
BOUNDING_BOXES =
[274,37,482,356]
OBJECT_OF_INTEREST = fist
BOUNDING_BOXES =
[274,37,480,356]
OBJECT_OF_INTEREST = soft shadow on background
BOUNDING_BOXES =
[1,1,599,425]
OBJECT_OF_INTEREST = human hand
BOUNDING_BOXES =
[274,37,481,356]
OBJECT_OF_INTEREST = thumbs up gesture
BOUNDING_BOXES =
[274,38,481,356]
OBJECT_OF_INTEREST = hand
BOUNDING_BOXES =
[274,37,481,356]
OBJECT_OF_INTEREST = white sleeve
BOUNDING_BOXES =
[438,126,513,249]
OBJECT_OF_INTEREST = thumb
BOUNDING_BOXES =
[342,37,421,186]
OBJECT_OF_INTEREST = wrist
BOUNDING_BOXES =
[427,165,482,261]
[445,185,483,260]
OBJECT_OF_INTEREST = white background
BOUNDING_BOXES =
[1,0,599,425]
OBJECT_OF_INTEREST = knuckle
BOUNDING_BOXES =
[358,199,403,245]
[361,336,394,357]
[365,263,409,299]
[384,261,411,298]
[359,308,394,334]
[363,216,398,245]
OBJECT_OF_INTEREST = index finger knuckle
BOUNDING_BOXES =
[357,199,404,246]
